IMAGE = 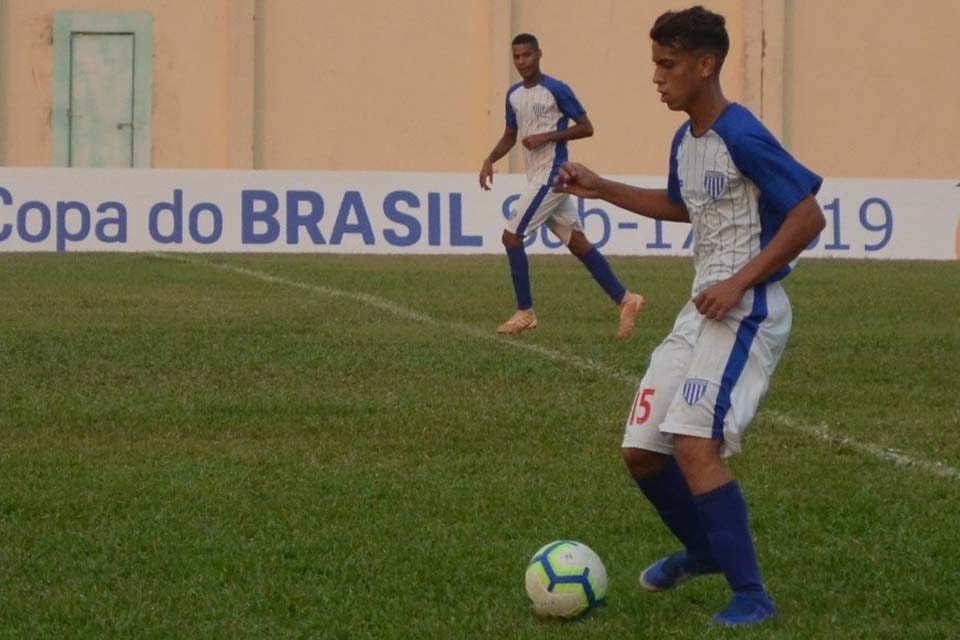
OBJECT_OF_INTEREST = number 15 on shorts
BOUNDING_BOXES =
[628,388,655,425]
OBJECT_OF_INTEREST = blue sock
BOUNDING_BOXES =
[505,246,532,309]
[577,247,626,304]
[694,481,764,593]
[635,459,716,569]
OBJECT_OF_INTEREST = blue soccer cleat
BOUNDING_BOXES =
[638,549,720,592]
[711,590,777,626]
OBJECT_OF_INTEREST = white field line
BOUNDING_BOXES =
[152,253,960,482]
[762,412,960,481]
[151,253,639,385]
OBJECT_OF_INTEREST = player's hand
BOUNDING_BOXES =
[522,134,548,150]
[692,278,746,320]
[552,162,606,199]
[479,159,494,190]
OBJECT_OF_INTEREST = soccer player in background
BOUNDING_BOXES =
[553,6,826,626]
[479,33,645,337]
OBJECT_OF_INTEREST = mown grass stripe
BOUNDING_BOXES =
[151,252,960,483]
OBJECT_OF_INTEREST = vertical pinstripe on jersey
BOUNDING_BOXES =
[507,80,576,183]
[676,128,762,296]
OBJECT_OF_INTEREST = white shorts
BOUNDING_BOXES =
[622,282,792,458]
[504,180,583,243]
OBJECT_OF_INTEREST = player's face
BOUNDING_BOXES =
[651,42,705,111]
[512,43,541,80]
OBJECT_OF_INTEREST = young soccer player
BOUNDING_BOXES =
[480,33,644,337]
[554,6,826,626]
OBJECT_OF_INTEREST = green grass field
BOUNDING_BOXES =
[1,253,958,639]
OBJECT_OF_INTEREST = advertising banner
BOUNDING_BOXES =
[0,168,956,259]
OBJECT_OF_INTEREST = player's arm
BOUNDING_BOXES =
[522,115,594,150]
[553,161,690,222]
[480,126,518,190]
[693,195,826,319]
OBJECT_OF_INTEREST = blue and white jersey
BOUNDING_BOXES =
[506,75,586,183]
[668,103,822,296]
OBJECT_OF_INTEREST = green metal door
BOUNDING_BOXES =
[53,12,152,168]
[69,33,135,168]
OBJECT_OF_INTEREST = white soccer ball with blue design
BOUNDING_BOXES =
[524,540,608,618]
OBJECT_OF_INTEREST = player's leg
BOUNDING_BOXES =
[673,435,774,625]
[660,283,791,625]
[564,230,627,303]
[498,229,538,334]
[628,447,722,592]
[621,304,719,590]
[547,205,644,338]
[498,182,555,334]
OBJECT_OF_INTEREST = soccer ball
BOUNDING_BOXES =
[524,540,608,618]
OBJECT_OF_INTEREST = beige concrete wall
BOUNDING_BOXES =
[783,0,960,178]
[253,0,746,175]
[0,0,957,178]
[507,0,747,175]
[253,0,490,171]
[0,0,246,168]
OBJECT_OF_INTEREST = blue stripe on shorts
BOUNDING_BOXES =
[711,285,769,440]
[515,185,551,237]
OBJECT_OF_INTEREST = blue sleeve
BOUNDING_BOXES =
[667,123,688,204]
[726,127,822,216]
[548,81,586,119]
[505,91,517,129]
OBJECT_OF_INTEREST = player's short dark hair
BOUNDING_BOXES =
[512,33,539,50]
[650,6,729,69]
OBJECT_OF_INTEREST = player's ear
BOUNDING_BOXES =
[699,53,716,79]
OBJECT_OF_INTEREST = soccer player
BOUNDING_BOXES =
[479,33,645,337]
[553,6,826,627]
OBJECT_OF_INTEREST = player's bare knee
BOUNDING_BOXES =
[502,230,523,249]
[672,436,728,488]
[673,438,716,467]
[622,447,668,479]
[566,231,592,258]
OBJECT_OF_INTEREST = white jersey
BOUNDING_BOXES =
[505,75,586,183]
[622,104,820,458]
[668,103,822,295]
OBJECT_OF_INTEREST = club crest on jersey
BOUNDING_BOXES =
[703,171,726,199]
[682,378,709,405]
